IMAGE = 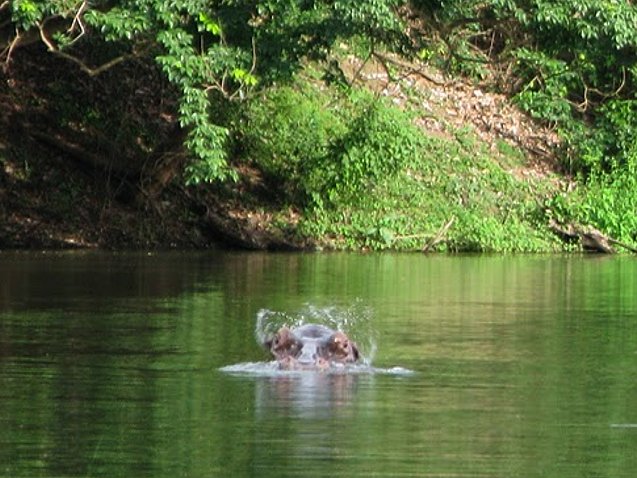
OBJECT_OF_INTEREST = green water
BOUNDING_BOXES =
[1,251,636,477]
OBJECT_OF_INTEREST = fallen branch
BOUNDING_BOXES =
[549,219,637,253]
[373,51,449,86]
[423,216,455,252]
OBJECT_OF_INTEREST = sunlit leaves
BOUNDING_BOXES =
[11,0,79,29]
[84,8,150,41]
[231,68,258,87]
[12,0,41,30]
[198,12,222,36]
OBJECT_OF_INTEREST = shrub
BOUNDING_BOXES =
[311,92,427,207]
[237,86,426,209]
[237,86,345,203]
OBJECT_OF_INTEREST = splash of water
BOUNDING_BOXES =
[219,361,414,377]
[255,301,378,365]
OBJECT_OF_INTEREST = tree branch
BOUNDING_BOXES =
[549,219,637,253]
[67,0,88,47]
[36,18,132,76]
[423,216,455,252]
[2,27,21,65]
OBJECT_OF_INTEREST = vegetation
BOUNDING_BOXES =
[1,1,637,251]
[412,0,637,246]
[236,82,559,251]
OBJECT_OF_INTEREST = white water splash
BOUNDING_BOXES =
[219,361,415,377]
[255,301,379,365]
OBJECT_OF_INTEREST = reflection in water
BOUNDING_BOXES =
[255,372,360,419]
[1,252,637,477]
[253,372,363,473]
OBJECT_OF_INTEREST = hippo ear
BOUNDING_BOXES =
[264,326,286,350]
[350,340,360,361]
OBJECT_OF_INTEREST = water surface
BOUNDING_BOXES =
[1,251,636,477]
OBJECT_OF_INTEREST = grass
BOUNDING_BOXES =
[292,113,562,251]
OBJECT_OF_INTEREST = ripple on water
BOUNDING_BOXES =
[238,304,413,378]
[219,361,415,377]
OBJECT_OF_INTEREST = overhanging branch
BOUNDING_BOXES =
[37,17,133,76]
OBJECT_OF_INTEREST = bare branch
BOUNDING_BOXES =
[587,67,626,99]
[55,50,130,76]
[67,0,88,47]
[220,70,228,94]
[37,21,57,51]
[229,36,258,101]
[249,35,257,76]
[373,52,449,86]
[573,68,627,112]
[204,80,226,95]
[423,217,455,252]
[3,27,22,65]
[350,50,374,85]
[36,18,131,76]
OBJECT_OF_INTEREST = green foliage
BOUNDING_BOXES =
[580,170,637,244]
[315,93,426,205]
[581,100,637,172]
[179,87,233,184]
[548,166,637,247]
[238,86,425,210]
[332,0,405,41]
[234,76,561,251]
[11,0,43,28]
[276,102,559,251]
[239,85,346,202]
[412,0,637,246]
[513,48,576,125]
[9,0,407,184]
[415,0,637,174]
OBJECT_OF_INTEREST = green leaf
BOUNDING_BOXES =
[231,68,258,86]
[198,12,222,36]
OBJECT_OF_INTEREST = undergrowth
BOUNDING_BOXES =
[234,79,564,252]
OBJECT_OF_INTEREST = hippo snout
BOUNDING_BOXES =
[296,340,320,364]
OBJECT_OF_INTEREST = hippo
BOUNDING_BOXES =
[264,324,360,370]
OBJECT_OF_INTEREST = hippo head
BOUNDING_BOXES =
[264,324,360,369]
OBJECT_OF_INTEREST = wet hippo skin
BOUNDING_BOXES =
[264,324,360,369]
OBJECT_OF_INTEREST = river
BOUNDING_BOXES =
[1,251,636,477]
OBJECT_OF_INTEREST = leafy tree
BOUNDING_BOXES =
[412,0,637,174]
[409,0,637,246]
[2,0,405,185]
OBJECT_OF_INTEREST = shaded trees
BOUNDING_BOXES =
[1,0,405,194]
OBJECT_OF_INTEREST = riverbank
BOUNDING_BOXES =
[1,49,568,252]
